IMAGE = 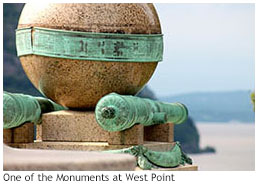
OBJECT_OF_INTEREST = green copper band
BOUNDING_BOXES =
[16,27,163,62]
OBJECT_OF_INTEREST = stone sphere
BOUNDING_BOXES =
[17,3,161,109]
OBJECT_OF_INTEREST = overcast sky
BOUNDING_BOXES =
[148,4,254,97]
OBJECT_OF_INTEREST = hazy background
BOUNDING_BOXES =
[150,4,255,123]
[152,4,254,96]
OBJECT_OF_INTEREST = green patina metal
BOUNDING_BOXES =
[3,91,67,129]
[95,93,188,132]
[105,142,192,170]
[16,27,163,62]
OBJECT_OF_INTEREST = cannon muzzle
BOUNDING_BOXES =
[95,93,188,132]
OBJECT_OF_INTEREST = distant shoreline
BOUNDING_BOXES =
[189,122,255,171]
[196,121,255,124]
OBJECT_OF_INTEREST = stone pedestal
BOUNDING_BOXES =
[3,145,136,171]
[144,123,174,142]
[37,110,144,145]
[4,110,197,171]
[37,110,173,145]
[3,129,12,144]
[9,141,175,151]
[3,123,34,144]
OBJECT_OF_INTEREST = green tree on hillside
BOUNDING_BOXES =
[251,92,255,111]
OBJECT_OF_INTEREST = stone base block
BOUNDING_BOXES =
[144,123,174,142]
[13,123,34,143]
[108,125,144,145]
[3,123,34,144]
[8,141,175,152]
[3,129,12,144]
[4,145,136,171]
[7,141,197,171]
[38,110,143,145]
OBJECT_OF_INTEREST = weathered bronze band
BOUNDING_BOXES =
[16,27,163,62]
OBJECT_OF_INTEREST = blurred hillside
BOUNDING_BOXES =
[3,3,41,96]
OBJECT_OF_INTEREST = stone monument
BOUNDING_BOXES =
[4,3,197,171]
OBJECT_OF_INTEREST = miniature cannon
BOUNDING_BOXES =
[95,93,188,131]
[3,91,66,129]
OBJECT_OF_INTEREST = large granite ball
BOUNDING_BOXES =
[17,3,161,109]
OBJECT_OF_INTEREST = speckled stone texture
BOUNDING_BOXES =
[38,110,143,145]
[3,145,136,171]
[108,125,144,145]
[3,129,12,143]
[7,142,198,171]
[18,3,161,109]
[144,123,174,143]
[13,122,34,143]
[3,123,34,144]
[8,141,175,152]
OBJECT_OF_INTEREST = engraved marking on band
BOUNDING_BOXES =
[16,27,163,62]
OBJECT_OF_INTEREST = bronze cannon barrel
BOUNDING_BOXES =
[3,91,66,129]
[95,93,188,131]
